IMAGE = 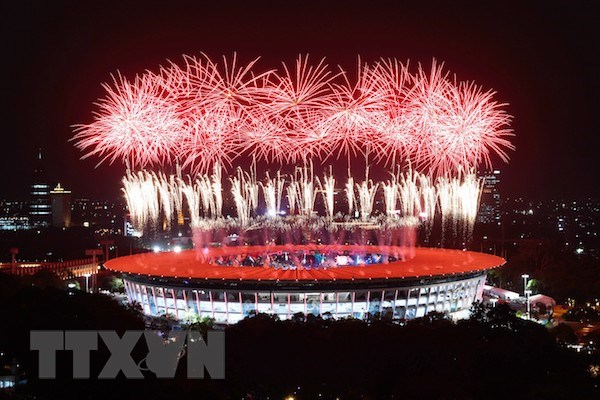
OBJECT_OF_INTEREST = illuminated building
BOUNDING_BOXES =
[0,201,29,231]
[70,199,125,233]
[29,149,51,228]
[50,183,72,228]
[0,216,29,231]
[477,169,501,224]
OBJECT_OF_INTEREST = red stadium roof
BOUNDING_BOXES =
[105,245,504,282]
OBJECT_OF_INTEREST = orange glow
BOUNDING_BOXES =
[105,246,504,281]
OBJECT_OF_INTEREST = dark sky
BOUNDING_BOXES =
[1,1,598,201]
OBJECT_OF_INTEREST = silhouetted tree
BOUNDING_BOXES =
[550,323,578,345]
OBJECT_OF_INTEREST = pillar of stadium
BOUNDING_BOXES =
[122,274,485,324]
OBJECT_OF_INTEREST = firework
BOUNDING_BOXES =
[73,73,184,168]
[73,54,513,176]
[295,163,317,217]
[317,168,336,220]
[79,54,514,254]
[345,173,355,217]
[381,177,398,217]
[261,171,285,217]
[355,170,379,221]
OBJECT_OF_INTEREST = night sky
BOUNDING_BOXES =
[1,1,598,201]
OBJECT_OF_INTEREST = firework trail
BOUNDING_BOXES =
[317,168,336,220]
[382,176,398,217]
[261,171,285,217]
[345,172,355,216]
[355,171,379,221]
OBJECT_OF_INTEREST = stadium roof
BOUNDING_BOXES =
[105,246,505,282]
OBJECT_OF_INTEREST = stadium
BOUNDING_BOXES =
[105,246,505,324]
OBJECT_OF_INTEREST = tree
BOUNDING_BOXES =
[550,323,577,345]
[469,301,525,331]
[108,275,125,292]
[28,269,63,289]
[188,316,215,338]
[125,300,143,317]
[291,312,306,323]
[148,313,179,337]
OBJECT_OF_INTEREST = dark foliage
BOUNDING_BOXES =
[492,240,600,303]
[0,274,597,399]
[564,307,600,323]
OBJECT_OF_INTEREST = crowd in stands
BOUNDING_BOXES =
[211,251,395,269]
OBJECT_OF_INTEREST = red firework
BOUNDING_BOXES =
[72,54,514,176]
[72,72,184,168]
[318,60,388,161]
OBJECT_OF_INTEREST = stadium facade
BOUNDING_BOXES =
[106,246,504,324]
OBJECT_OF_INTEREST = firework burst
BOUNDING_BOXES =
[72,72,184,168]
[74,54,513,177]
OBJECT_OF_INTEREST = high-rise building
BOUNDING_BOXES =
[29,149,52,228]
[50,183,72,228]
[477,169,501,224]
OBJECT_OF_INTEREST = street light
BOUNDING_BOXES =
[83,274,91,293]
[521,274,530,296]
[524,289,532,320]
[522,274,532,320]
[85,248,103,293]
[9,248,18,275]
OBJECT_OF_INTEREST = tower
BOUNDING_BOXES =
[50,183,72,228]
[29,148,52,228]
